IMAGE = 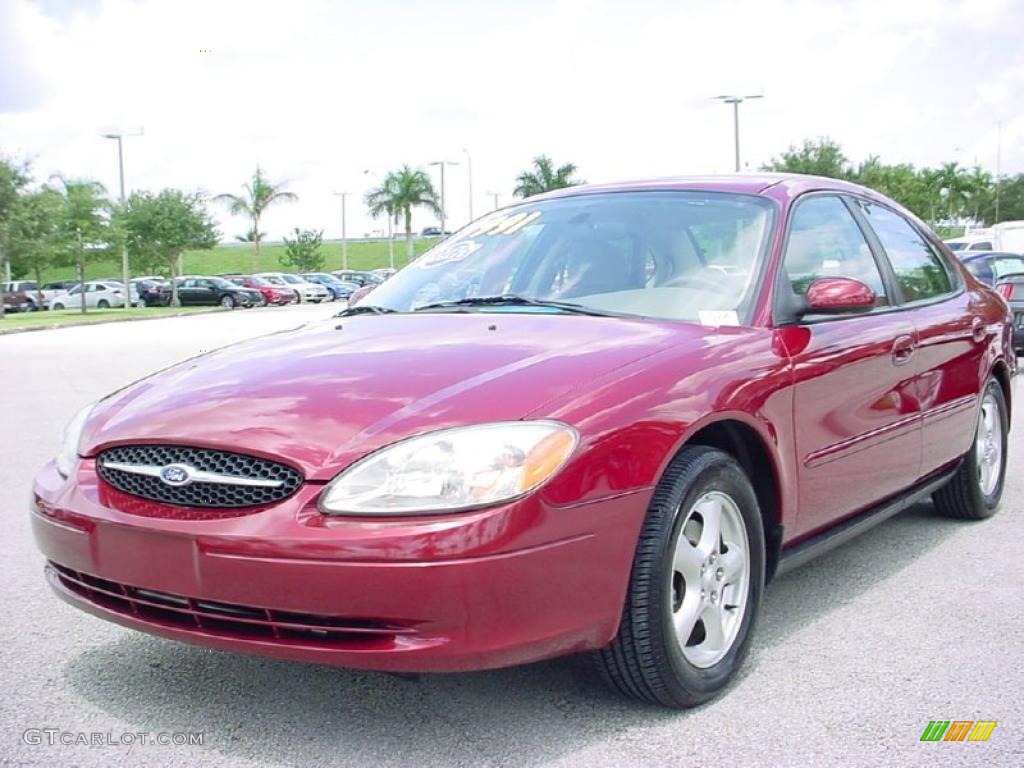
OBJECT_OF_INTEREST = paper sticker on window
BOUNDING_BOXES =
[698,310,739,326]
[417,239,483,269]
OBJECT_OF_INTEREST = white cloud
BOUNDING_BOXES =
[2,0,1022,243]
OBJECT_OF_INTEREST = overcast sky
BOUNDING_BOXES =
[2,0,1022,242]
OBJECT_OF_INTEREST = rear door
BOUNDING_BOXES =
[777,194,922,538]
[850,199,983,476]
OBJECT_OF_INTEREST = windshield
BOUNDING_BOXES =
[280,274,304,284]
[208,278,236,290]
[946,242,967,251]
[246,276,270,286]
[366,191,775,323]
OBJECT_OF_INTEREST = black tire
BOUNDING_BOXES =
[52,303,65,311]
[97,299,110,309]
[220,295,235,309]
[932,378,1008,520]
[593,446,765,708]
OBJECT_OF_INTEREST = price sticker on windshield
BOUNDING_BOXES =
[416,239,484,269]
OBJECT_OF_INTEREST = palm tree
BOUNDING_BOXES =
[513,155,584,198]
[234,227,266,243]
[215,167,297,272]
[365,166,440,263]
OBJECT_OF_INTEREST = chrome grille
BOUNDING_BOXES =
[96,445,303,508]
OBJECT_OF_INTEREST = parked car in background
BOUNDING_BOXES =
[301,273,357,301]
[131,278,171,307]
[223,275,296,306]
[332,270,384,288]
[346,283,375,306]
[1,280,51,311]
[40,281,80,309]
[48,281,137,310]
[1,282,32,313]
[33,175,1015,709]
[959,251,1024,287]
[255,272,329,303]
[994,275,1024,353]
[944,221,1024,254]
[172,276,264,308]
[372,268,397,280]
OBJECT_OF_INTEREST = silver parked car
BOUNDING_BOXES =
[48,281,139,310]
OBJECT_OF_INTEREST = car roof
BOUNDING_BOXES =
[960,251,1023,260]
[526,173,896,205]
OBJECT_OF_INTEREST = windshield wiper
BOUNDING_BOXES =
[413,294,615,316]
[333,304,399,317]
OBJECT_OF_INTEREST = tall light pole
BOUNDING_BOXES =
[364,170,394,268]
[713,94,763,172]
[462,148,474,223]
[428,160,459,234]
[995,121,1003,223]
[486,190,501,210]
[332,191,349,269]
[101,128,142,307]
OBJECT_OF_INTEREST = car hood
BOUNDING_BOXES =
[80,313,688,480]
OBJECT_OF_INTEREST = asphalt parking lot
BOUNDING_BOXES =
[1,304,1021,768]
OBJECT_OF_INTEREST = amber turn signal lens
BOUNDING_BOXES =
[519,429,577,492]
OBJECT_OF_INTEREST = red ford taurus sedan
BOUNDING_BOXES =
[31,174,1015,708]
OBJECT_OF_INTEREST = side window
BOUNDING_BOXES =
[783,195,888,306]
[856,202,953,301]
[971,242,993,251]
[991,256,1024,280]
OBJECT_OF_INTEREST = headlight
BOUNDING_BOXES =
[56,403,94,478]
[318,421,578,515]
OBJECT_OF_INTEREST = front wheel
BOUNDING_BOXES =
[593,446,765,708]
[932,378,1008,519]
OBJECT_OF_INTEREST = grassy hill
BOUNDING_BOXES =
[39,238,441,282]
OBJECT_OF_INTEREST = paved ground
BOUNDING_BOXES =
[1,304,1021,768]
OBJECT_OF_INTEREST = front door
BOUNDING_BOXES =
[777,194,922,539]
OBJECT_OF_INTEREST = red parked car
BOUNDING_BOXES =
[224,275,296,306]
[31,175,1015,708]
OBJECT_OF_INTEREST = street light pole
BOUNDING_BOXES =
[713,94,763,172]
[340,192,350,269]
[462,148,473,223]
[102,128,142,307]
[428,160,459,234]
[486,190,501,210]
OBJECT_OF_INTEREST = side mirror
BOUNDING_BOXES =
[804,277,876,315]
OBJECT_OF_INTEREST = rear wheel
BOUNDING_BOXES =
[52,302,64,311]
[97,299,110,309]
[932,378,1008,520]
[220,295,235,309]
[593,446,765,708]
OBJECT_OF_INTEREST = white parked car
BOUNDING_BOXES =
[254,272,330,303]
[48,281,139,310]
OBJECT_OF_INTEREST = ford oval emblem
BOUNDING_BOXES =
[159,463,194,486]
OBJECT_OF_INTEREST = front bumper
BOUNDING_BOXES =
[31,459,648,672]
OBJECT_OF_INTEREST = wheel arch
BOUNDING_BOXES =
[990,358,1012,425]
[684,418,785,583]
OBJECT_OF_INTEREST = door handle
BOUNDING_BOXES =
[891,335,916,366]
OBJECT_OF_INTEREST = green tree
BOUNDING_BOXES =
[513,155,584,198]
[280,227,324,272]
[980,173,1024,224]
[119,189,218,307]
[365,165,440,263]
[50,177,112,314]
[0,158,30,319]
[762,137,850,179]
[215,167,297,272]
[5,188,64,304]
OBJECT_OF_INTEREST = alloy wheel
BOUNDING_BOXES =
[976,390,1003,497]
[669,491,750,668]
